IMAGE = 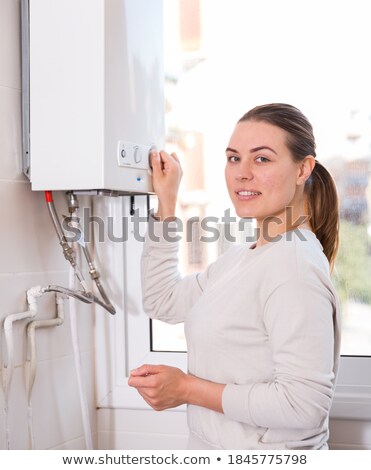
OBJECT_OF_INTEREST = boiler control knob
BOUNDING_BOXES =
[134,146,142,163]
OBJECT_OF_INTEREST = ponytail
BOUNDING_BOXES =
[306,161,339,272]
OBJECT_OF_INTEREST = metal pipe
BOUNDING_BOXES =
[66,192,116,315]
[43,191,115,315]
[45,191,88,292]
[81,245,115,312]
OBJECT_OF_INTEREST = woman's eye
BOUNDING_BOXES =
[227,155,239,163]
[256,156,270,163]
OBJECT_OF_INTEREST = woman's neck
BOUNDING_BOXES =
[255,206,312,248]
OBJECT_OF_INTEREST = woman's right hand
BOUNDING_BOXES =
[150,149,183,220]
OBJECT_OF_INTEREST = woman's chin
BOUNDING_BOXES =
[235,209,256,219]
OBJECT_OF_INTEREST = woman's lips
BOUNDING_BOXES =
[235,190,261,200]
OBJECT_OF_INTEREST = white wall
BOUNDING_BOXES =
[0,0,96,450]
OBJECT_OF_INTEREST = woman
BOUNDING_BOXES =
[128,103,341,450]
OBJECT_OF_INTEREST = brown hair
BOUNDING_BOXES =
[238,103,339,271]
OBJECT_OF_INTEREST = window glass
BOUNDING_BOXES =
[152,0,371,356]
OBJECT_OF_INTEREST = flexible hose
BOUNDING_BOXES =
[42,285,115,315]
[44,191,89,292]
[44,191,115,315]
[81,245,115,313]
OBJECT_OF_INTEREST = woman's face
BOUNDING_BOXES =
[225,120,307,223]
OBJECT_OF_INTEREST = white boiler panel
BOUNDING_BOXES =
[25,0,164,193]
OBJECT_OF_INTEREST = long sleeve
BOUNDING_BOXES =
[141,219,212,324]
[222,277,339,430]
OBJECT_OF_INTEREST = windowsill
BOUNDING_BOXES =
[331,384,371,420]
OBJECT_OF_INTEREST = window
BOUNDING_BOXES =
[96,0,371,419]
[152,0,371,358]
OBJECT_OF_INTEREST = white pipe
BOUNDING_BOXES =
[69,241,94,449]
[2,286,43,449]
[26,293,65,449]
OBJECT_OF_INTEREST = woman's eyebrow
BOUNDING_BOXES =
[225,146,278,155]
[250,146,277,155]
[225,147,239,153]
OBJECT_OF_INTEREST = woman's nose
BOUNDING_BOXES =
[236,161,254,181]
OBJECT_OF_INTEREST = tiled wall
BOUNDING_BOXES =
[0,0,96,449]
[98,409,189,450]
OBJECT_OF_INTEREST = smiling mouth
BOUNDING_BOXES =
[236,190,261,197]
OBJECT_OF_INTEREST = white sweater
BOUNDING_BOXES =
[141,220,341,450]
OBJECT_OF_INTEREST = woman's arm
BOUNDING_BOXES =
[128,364,225,412]
[222,278,339,430]
[130,278,340,431]
[141,149,215,324]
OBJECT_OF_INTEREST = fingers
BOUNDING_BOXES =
[149,151,162,173]
[130,364,163,376]
[170,152,180,163]
[148,150,182,214]
[150,150,180,168]
[128,374,152,388]
[128,364,164,388]
[128,364,184,411]
[159,149,175,162]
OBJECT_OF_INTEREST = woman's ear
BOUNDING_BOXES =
[297,156,316,185]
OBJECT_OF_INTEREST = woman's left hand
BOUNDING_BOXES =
[128,364,190,411]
